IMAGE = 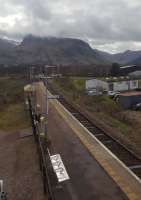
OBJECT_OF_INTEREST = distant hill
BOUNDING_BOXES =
[0,35,141,67]
[128,55,141,65]
[95,49,141,65]
[113,50,141,65]
[93,49,115,63]
[0,35,109,66]
[16,35,109,65]
[0,38,16,51]
[0,38,17,64]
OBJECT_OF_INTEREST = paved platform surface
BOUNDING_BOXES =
[48,105,128,200]
[36,82,129,200]
[48,88,141,200]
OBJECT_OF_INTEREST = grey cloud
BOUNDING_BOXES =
[0,0,141,52]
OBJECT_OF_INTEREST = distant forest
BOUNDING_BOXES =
[0,63,141,77]
[0,64,111,77]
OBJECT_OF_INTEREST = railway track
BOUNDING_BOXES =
[47,82,141,180]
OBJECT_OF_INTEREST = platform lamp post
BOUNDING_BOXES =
[41,65,51,147]
[44,68,48,146]
[29,66,34,105]
[30,66,37,114]
[42,65,59,148]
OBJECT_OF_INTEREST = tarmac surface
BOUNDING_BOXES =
[47,105,128,200]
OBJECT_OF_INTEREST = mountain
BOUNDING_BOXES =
[93,49,115,63]
[1,35,141,66]
[94,49,141,65]
[0,38,16,51]
[0,38,17,65]
[129,56,141,65]
[0,35,109,66]
[15,35,108,66]
[113,50,141,65]
[5,38,20,46]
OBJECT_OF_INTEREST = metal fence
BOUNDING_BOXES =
[28,97,57,200]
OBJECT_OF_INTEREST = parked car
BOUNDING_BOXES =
[108,91,116,98]
[108,91,120,99]
[115,96,120,103]
[86,89,97,96]
[87,90,96,96]
[132,103,141,110]
[113,93,120,101]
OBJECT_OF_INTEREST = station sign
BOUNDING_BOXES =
[50,154,70,182]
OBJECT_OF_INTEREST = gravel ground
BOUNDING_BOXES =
[0,128,46,200]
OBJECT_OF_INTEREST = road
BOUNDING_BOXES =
[36,82,128,200]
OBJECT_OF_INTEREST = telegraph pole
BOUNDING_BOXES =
[42,65,59,147]
[44,68,48,144]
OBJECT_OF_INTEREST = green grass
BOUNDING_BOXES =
[71,78,85,92]
[0,103,30,131]
[51,76,132,135]
[111,119,130,133]
[0,75,30,131]
[97,112,130,134]
[84,95,120,113]
[138,80,141,87]
[82,95,130,134]
[0,76,26,104]
[53,76,86,94]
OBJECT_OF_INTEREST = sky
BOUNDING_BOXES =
[0,0,141,53]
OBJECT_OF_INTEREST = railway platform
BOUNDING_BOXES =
[36,82,141,200]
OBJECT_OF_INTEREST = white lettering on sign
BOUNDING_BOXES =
[50,154,70,182]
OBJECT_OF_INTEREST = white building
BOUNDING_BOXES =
[86,78,139,92]
[86,79,108,91]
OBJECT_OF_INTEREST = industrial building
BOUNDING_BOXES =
[86,77,139,93]
[120,65,141,75]
[118,91,141,109]
[128,71,141,79]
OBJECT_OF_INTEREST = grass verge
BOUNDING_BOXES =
[0,75,30,131]
[0,103,30,131]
